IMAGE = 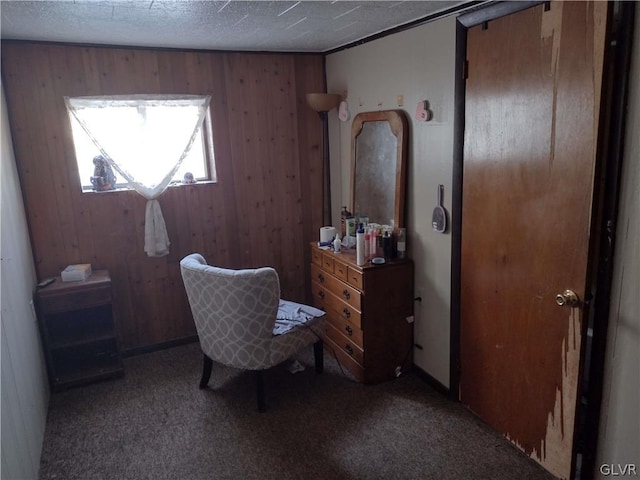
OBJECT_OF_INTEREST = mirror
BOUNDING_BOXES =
[350,110,408,229]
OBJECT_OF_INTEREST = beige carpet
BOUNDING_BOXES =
[38,342,555,480]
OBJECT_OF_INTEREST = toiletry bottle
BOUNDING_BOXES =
[397,228,407,259]
[364,225,371,261]
[333,233,342,253]
[370,225,378,259]
[356,223,365,266]
[346,216,356,238]
[382,229,392,259]
[340,206,351,237]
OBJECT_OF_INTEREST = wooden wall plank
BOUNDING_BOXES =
[1,41,325,351]
[210,53,241,267]
[55,46,98,261]
[223,53,269,268]
[31,47,76,273]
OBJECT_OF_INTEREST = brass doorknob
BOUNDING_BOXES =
[556,289,579,307]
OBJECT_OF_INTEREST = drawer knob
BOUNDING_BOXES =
[342,289,350,300]
[342,308,351,319]
[317,273,325,283]
[345,325,353,336]
[345,345,354,356]
[318,290,325,299]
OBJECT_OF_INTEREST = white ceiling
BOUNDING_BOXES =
[0,1,472,53]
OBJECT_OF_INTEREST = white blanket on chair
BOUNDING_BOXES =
[273,300,325,336]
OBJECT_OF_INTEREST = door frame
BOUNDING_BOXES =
[449,2,635,479]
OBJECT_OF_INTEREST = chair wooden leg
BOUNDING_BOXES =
[256,370,266,413]
[199,354,213,389]
[314,340,324,374]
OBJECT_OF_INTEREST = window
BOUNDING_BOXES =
[67,95,216,192]
[66,95,212,257]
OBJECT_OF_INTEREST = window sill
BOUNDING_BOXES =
[81,180,218,194]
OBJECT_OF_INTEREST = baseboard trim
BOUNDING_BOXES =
[412,365,452,399]
[122,335,199,358]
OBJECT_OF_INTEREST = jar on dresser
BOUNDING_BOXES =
[310,243,414,383]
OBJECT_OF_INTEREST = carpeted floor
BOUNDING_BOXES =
[38,342,555,480]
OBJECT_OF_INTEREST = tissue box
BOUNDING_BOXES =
[61,264,92,282]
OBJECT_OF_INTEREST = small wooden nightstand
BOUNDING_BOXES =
[35,270,124,391]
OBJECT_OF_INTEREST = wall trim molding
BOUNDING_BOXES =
[122,335,199,358]
[412,365,450,398]
[325,1,488,55]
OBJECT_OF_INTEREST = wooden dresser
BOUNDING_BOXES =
[310,243,414,383]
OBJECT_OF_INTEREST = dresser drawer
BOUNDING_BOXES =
[321,253,335,273]
[347,267,363,290]
[330,278,361,310]
[312,279,362,327]
[324,336,365,382]
[333,258,349,282]
[311,248,323,266]
[324,306,363,348]
[326,321,364,366]
[327,296,362,331]
[311,264,361,310]
[311,263,329,285]
[334,302,361,330]
[39,285,111,314]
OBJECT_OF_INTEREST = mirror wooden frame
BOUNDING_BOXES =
[350,109,408,230]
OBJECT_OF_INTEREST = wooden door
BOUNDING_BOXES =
[460,3,607,479]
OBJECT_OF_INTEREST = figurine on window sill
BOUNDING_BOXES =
[90,155,117,191]
[182,172,197,184]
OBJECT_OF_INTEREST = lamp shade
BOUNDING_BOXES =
[306,93,341,113]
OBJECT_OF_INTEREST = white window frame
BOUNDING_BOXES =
[67,96,217,192]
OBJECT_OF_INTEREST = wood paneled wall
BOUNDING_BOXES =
[1,42,325,351]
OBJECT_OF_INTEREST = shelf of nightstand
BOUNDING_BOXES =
[45,304,117,349]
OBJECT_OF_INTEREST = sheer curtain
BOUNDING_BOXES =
[65,95,211,257]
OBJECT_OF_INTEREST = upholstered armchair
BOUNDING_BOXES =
[179,253,325,412]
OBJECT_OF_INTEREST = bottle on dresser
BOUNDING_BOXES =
[356,223,366,266]
[333,233,342,253]
[340,206,352,237]
[382,228,393,259]
[346,216,356,238]
[397,227,407,259]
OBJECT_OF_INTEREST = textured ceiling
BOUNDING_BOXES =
[0,1,472,53]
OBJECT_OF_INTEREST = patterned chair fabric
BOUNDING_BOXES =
[180,253,325,371]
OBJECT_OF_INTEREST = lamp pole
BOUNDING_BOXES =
[319,110,331,226]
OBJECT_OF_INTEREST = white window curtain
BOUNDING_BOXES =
[65,94,211,257]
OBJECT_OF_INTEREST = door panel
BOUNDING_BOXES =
[460,3,607,479]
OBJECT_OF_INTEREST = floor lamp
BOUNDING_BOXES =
[306,93,341,227]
